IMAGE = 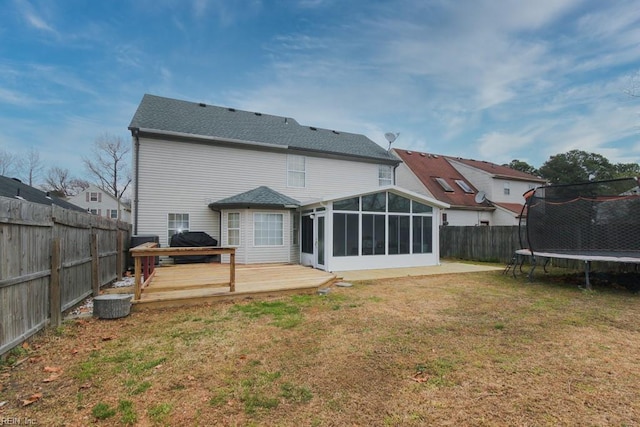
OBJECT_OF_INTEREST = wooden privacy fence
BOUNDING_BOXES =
[0,197,130,356]
[439,226,521,263]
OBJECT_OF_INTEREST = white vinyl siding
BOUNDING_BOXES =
[134,138,388,248]
[287,155,306,188]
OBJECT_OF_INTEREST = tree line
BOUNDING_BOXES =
[504,150,640,185]
[1,133,131,203]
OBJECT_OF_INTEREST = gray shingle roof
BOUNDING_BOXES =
[208,186,300,209]
[129,94,399,164]
[0,175,86,212]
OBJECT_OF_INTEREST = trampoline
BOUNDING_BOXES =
[507,177,640,288]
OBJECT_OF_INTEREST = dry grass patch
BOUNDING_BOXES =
[2,270,640,425]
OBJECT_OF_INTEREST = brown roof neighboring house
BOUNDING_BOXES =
[446,157,546,183]
[393,149,493,210]
[492,202,527,217]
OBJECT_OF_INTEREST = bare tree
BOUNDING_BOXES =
[83,133,131,219]
[44,167,89,197]
[0,148,18,177]
[625,70,640,97]
[18,147,44,186]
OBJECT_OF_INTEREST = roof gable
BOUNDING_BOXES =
[446,157,546,183]
[129,94,399,164]
[0,175,85,212]
[307,184,450,209]
[393,149,491,210]
[209,186,300,209]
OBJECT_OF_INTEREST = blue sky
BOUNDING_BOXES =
[2,0,639,182]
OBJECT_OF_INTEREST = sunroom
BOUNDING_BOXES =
[300,186,450,272]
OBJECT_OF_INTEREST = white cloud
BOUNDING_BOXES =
[15,0,58,35]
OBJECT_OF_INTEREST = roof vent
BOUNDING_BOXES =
[45,191,52,199]
[332,130,340,135]
[309,127,317,131]
[433,155,438,158]
[420,153,426,157]
[254,112,262,116]
[407,151,412,155]
[284,118,288,124]
[15,188,25,200]
[228,108,236,112]
[198,103,206,107]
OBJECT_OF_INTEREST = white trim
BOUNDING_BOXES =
[304,185,450,209]
[253,212,284,247]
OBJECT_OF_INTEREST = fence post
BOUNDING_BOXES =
[91,233,99,296]
[50,238,61,327]
[116,230,123,280]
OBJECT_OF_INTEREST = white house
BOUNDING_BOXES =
[67,184,132,223]
[394,148,546,226]
[128,94,449,272]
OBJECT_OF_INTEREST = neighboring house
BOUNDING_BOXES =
[128,94,449,271]
[67,184,131,223]
[446,157,547,225]
[394,149,546,226]
[394,149,495,226]
[0,175,85,212]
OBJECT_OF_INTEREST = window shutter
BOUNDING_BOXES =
[98,193,102,202]
[86,193,89,202]
[98,209,102,216]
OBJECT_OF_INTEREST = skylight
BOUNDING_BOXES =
[455,179,474,194]
[434,177,454,192]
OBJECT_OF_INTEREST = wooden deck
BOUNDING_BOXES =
[130,263,337,310]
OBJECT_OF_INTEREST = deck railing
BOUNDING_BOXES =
[129,243,236,300]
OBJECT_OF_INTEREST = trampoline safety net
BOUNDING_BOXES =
[522,177,640,256]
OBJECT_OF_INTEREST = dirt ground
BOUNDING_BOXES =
[2,269,640,426]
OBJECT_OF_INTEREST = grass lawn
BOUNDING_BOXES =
[2,269,640,426]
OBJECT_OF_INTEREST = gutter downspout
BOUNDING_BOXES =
[133,128,140,235]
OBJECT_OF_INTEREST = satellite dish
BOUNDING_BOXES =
[384,132,399,151]
[474,191,487,204]
[384,132,399,143]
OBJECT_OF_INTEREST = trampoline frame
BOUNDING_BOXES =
[507,177,640,289]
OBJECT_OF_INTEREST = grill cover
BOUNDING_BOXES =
[170,231,218,264]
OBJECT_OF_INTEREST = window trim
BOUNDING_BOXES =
[287,155,306,188]
[253,212,284,247]
[227,212,241,247]
[454,179,474,194]
[434,177,455,192]
[167,213,190,244]
[378,165,393,186]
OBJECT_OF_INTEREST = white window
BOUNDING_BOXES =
[168,213,189,243]
[254,213,283,246]
[90,192,99,202]
[109,209,118,219]
[287,155,306,188]
[227,212,240,246]
[455,180,474,194]
[504,182,511,195]
[378,165,393,186]
[292,212,299,245]
[435,177,454,192]
[89,209,98,215]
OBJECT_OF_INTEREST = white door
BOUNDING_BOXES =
[315,213,326,270]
